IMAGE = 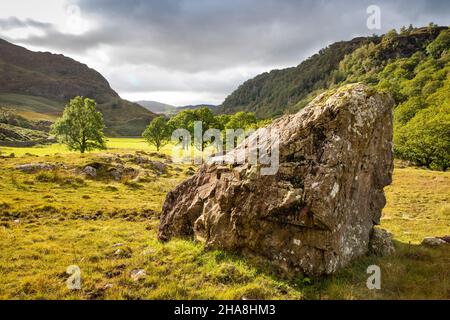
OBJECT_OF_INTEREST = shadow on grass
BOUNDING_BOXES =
[206,239,449,300]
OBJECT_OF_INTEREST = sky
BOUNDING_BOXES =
[0,0,449,106]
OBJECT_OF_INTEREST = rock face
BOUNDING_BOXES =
[158,84,394,275]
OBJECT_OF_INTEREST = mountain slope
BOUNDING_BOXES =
[136,101,177,114]
[177,104,218,112]
[0,39,156,136]
[219,26,447,118]
[135,101,219,115]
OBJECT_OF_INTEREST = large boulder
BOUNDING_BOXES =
[158,84,394,275]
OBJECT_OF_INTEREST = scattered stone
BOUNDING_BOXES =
[103,283,113,290]
[158,84,394,275]
[112,243,123,248]
[13,219,20,224]
[421,237,448,247]
[112,246,133,259]
[109,168,123,181]
[438,236,450,243]
[149,161,167,174]
[135,155,149,165]
[15,163,55,172]
[130,269,146,281]
[82,166,97,178]
[369,228,395,256]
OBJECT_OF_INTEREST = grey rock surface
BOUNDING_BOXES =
[158,84,394,275]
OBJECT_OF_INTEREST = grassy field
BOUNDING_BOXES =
[0,139,448,300]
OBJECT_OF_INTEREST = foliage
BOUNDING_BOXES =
[221,27,448,119]
[220,26,450,171]
[142,116,171,151]
[427,29,450,58]
[167,107,219,138]
[395,105,450,170]
[224,111,257,130]
[166,107,263,146]
[51,97,106,153]
[219,37,372,118]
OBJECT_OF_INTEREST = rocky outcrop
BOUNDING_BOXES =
[369,228,395,256]
[158,84,394,275]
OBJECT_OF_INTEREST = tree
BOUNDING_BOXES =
[167,107,219,143]
[51,96,106,153]
[395,104,450,170]
[427,29,450,58]
[225,112,257,130]
[215,114,231,131]
[142,116,170,151]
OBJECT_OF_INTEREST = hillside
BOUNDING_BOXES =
[177,104,218,112]
[136,101,177,115]
[219,26,448,118]
[136,101,219,116]
[0,39,156,136]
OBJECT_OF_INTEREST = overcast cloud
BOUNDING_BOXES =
[0,0,449,105]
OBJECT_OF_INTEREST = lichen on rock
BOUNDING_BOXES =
[158,83,395,275]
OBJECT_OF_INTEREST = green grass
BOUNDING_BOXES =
[0,93,63,118]
[382,166,450,244]
[0,138,174,157]
[0,139,448,300]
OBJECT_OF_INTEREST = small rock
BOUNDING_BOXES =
[83,166,97,178]
[421,237,447,247]
[103,284,113,290]
[110,169,123,181]
[149,161,167,174]
[112,246,132,258]
[438,236,450,243]
[130,269,146,281]
[15,163,55,172]
[112,243,123,248]
[369,228,395,256]
[13,219,20,224]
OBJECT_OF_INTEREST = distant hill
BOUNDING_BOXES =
[177,104,218,112]
[218,26,448,118]
[136,101,177,115]
[0,38,156,136]
[136,101,218,116]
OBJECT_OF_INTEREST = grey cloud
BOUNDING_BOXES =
[2,0,449,102]
[0,17,53,31]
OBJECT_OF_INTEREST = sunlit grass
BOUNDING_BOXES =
[0,138,174,157]
[0,140,448,300]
